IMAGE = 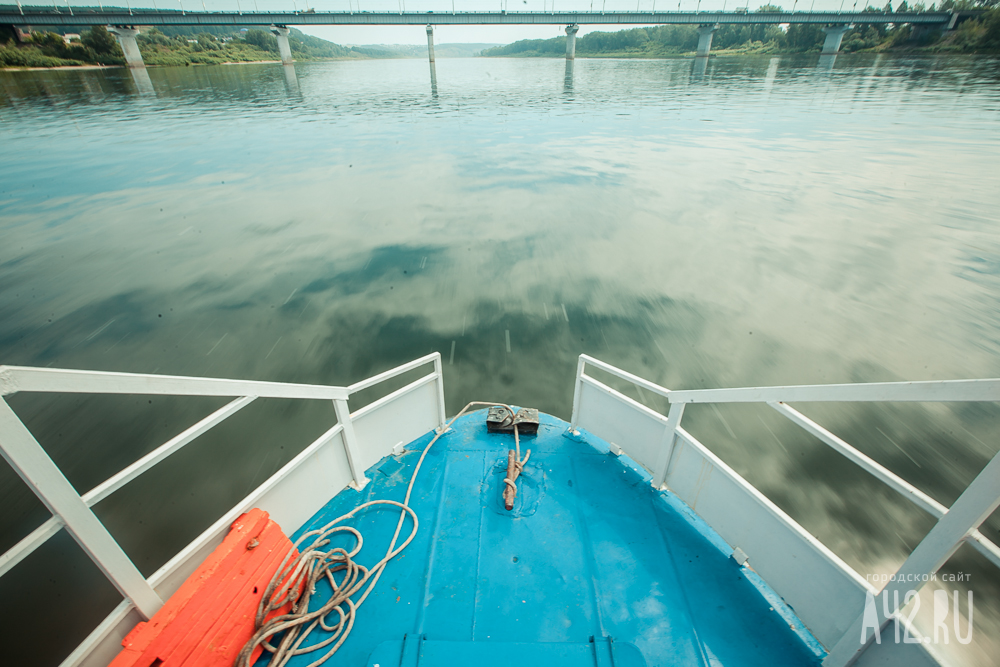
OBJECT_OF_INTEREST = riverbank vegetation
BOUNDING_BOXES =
[136,27,352,66]
[0,25,122,67]
[0,25,355,69]
[481,3,1000,58]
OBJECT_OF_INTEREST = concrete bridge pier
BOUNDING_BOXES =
[108,26,144,68]
[426,24,435,63]
[821,24,851,54]
[696,24,718,58]
[270,25,292,65]
[565,24,579,60]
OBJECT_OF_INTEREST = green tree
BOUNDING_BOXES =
[29,31,65,51]
[785,23,824,50]
[82,25,118,55]
[243,29,278,53]
[984,8,1000,44]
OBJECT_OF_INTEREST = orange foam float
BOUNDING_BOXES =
[110,508,297,667]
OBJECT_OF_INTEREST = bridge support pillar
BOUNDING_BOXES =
[696,24,717,58]
[565,24,579,60]
[270,25,292,65]
[108,26,144,68]
[821,24,851,55]
[426,24,435,64]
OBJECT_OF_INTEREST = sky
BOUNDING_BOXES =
[282,0,804,46]
[288,0,861,46]
[299,23,630,45]
[296,0,676,46]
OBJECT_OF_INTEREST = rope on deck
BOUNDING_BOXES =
[235,401,528,667]
[502,417,531,510]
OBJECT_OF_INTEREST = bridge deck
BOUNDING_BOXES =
[0,8,958,27]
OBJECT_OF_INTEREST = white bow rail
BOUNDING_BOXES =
[2,351,996,667]
[0,352,446,627]
[570,354,1000,667]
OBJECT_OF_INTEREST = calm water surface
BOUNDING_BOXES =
[2,54,999,665]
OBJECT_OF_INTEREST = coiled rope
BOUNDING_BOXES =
[235,401,528,667]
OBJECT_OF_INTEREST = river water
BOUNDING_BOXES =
[1,54,999,665]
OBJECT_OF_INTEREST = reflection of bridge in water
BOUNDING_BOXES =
[2,8,972,67]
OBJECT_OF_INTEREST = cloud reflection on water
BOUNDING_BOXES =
[2,54,1000,665]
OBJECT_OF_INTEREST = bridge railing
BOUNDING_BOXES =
[570,354,1000,667]
[3,1,958,24]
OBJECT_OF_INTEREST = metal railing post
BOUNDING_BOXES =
[652,401,685,489]
[0,399,163,619]
[569,356,586,430]
[432,352,447,432]
[333,398,369,489]
[824,447,1000,667]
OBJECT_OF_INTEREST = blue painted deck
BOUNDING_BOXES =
[264,411,825,667]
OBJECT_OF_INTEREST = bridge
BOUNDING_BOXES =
[1,8,967,67]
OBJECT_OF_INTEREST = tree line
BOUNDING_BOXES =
[0,25,123,67]
[482,4,1000,57]
[0,25,355,69]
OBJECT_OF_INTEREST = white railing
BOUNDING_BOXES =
[570,354,1000,667]
[0,352,446,661]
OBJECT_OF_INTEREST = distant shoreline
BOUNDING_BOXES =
[6,49,988,72]
[480,48,995,58]
[2,64,113,71]
[2,58,322,71]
